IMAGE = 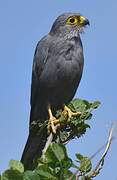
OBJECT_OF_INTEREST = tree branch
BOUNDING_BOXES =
[86,123,115,178]
[42,124,60,158]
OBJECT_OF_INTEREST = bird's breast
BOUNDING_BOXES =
[40,40,84,89]
[56,46,83,83]
[38,38,84,108]
[56,59,80,83]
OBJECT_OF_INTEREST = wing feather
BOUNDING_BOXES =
[31,38,49,104]
[30,37,49,122]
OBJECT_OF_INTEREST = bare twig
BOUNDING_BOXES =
[90,136,115,160]
[69,123,115,180]
[86,123,115,178]
[42,124,60,158]
[42,132,53,157]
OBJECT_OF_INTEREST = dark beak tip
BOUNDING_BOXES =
[85,19,90,26]
[87,21,90,26]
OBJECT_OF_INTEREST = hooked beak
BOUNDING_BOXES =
[83,18,90,26]
[80,16,90,26]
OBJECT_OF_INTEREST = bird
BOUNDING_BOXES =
[21,12,89,170]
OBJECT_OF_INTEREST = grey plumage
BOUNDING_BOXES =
[21,12,89,170]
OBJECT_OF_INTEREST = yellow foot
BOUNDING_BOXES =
[63,105,81,119]
[47,106,59,134]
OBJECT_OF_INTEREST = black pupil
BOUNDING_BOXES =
[70,18,75,23]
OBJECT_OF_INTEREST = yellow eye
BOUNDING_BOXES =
[66,16,78,25]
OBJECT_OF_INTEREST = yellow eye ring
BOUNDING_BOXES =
[66,16,78,25]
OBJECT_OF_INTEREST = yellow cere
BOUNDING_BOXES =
[79,16,86,24]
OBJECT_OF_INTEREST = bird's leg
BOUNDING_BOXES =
[47,106,59,134]
[63,105,81,119]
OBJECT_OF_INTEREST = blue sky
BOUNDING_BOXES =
[0,0,117,179]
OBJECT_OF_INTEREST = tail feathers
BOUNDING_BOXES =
[21,128,48,170]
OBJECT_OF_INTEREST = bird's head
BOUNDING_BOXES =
[50,13,90,39]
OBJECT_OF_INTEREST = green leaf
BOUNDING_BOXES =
[61,158,73,169]
[51,143,67,162]
[37,170,57,179]
[23,170,40,180]
[80,112,92,120]
[9,160,24,173]
[36,166,57,179]
[69,99,91,112]
[76,153,84,161]
[58,130,70,143]
[2,170,23,180]
[81,176,86,180]
[90,101,101,109]
[79,157,92,174]
[44,145,58,164]
[44,143,67,163]
[63,169,76,180]
[69,99,100,113]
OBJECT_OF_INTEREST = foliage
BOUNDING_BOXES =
[1,98,106,180]
[1,145,93,180]
[55,99,100,143]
